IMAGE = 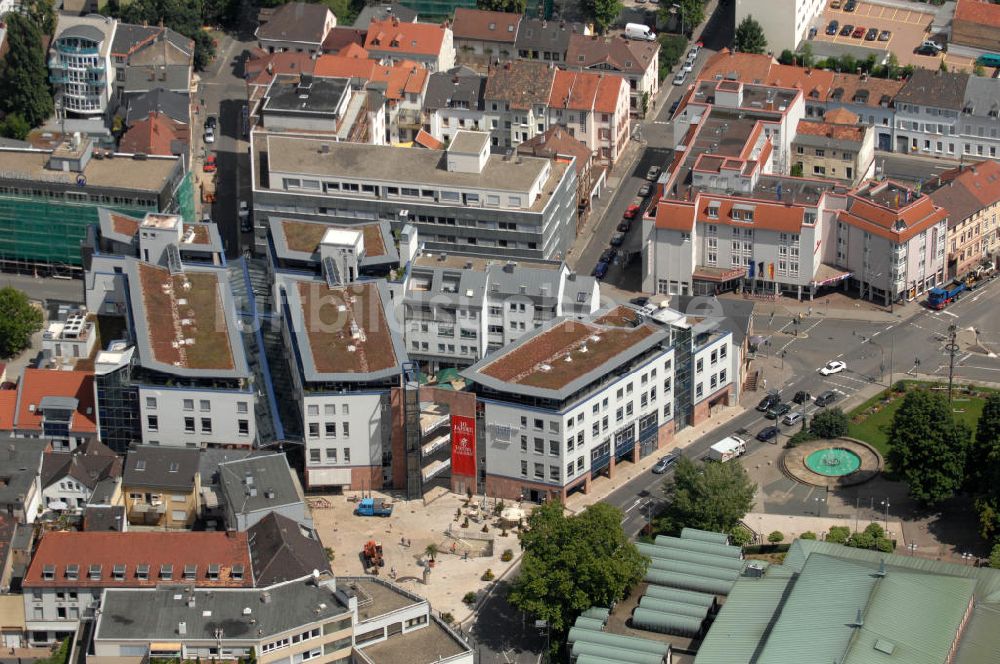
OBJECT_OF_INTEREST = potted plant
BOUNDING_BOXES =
[425,543,438,567]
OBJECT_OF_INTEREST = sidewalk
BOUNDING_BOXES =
[721,291,919,324]
[563,404,747,514]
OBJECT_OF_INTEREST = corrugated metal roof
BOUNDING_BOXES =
[953,604,1000,664]
[681,528,731,546]
[693,574,793,664]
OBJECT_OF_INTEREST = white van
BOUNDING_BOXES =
[625,23,656,41]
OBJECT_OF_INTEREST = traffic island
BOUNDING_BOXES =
[779,437,882,488]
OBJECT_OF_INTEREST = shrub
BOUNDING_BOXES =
[875,537,895,553]
[787,429,817,447]
[463,591,477,605]
[863,523,885,539]
[729,525,753,547]
[482,568,495,581]
[440,612,455,625]
[767,530,785,543]
[989,543,1000,569]
[501,549,514,562]
[800,531,817,540]
[810,408,850,438]
[846,531,874,549]
[826,526,850,544]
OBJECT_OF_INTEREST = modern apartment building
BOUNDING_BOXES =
[402,246,600,369]
[22,530,252,644]
[927,160,1000,276]
[49,15,117,117]
[122,445,202,528]
[251,129,578,261]
[275,275,407,490]
[462,306,734,502]
[734,0,825,53]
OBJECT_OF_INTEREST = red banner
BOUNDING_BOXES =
[451,415,477,477]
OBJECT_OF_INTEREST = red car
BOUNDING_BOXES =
[203,154,217,173]
[624,204,640,219]
[851,26,866,38]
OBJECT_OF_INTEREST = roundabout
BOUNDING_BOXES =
[780,437,883,488]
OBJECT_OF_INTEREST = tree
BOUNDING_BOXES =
[0,114,30,140]
[734,16,767,54]
[657,34,688,79]
[969,394,1000,538]
[0,287,43,359]
[661,0,703,37]
[21,0,57,36]
[477,0,528,13]
[809,408,849,439]
[990,543,1000,570]
[800,531,817,540]
[508,502,646,635]
[111,0,216,71]
[655,457,757,535]
[583,0,622,34]
[0,14,54,128]
[826,526,850,543]
[767,531,784,543]
[887,390,972,506]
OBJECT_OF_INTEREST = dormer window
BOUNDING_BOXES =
[207,564,220,580]
[42,565,55,581]
[136,564,150,580]
[184,564,197,580]
[160,564,173,580]
[89,564,102,580]
[232,564,244,581]
[66,564,79,581]
[707,205,719,219]
[113,564,126,581]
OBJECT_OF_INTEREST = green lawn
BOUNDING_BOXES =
[847,384,991,463]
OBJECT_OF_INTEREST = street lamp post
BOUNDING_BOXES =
[946,324,959,403]
[907,542,917,556]
[671,3,685,36]
[880,499,890,533]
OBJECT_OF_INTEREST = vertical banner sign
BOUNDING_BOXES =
[451,415,477,477]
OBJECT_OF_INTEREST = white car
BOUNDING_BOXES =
[681,60,694,73]
[819,360,847,376]
[204,126,216,144]
[672,71,687,86]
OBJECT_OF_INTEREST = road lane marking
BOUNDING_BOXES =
[940,310,959,318]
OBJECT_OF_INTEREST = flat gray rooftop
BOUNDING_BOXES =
[341,578,422,622]
[96,578,349,642]
[448,130,489,154]
[264,74,349,115]
[361,619,469,664]
[265,134,551,194]
[0,148,178,192]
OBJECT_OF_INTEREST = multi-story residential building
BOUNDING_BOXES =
[483,60,555,149]
[462,305,734,502]
[247,512,331,586]
[926,159,1000,276]
[734,0,825,53]
[276,275,407,490]
[217,454,308,531]
[424,66,488,141]
[364,16,456,72]
[566,34,659,117]
[39,440,121,512]
[22,530,252,644]
[951,0,1000,53]
[250,129,579,261]
[41,308,98,368]
[834,180,948,304]
[259,73,383,144]
[958,76,1000,161]
[824,74,903,152]
[792,114,875,185]
[118,111,190,158]
[517,125,601,222]
[110,22,193,90]
[514,17,585,64]
[91,574,472,664]
[122,445,202,528]
[452,7,520,65]
[0,437,46,524]
[402,247,600,369]
[49,15,117,117]
[547,69,630,164]
[0,135,187,276]
[255,1,337,55]
[893,69,969,157]
[4,368,99,451]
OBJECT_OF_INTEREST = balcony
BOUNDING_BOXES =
[132,501,166,515]
[56,44,100,55]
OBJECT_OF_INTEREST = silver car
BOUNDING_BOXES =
[782,411,804,426]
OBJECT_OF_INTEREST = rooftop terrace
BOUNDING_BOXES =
[281,219,387,256]
[412,252,557,272]
[361,618,469,664]
[135,264,236,372]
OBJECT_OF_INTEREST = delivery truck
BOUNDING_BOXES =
[706,436,747,462]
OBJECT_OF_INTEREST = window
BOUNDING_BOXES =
[307,405,319,416]
[42,565,55,580]
[309,449,321,462]
[696,384,704,399]
[343,448,350,463]
[184,417,195,433]
[113,564,126,580]
[200,418,212,433]
[147,415,158,431]
[534,438,544,454]
[549,466,560,481]
[232,564,244,581]
[136,564,149,580]
[534,463,544,479]
[89,564,102,581]
[160,564,173,580]
[343,422,350,437]
[696,359,703,373]
[520,460,528,476]
[237,401,249,414]
[549,440,559,456]
[66,564,79,581]
[199,400,211,412]
[207,564,220,580]
[145,397,157,409]
[520,435,527,452]
[238,419,249,436]
[184,564,197,580]
[183,399,194,411]
[325,422,337,437]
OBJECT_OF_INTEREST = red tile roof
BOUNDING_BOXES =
[955,0,1000,29]
[119,112,189,156]
[313,56,428,100]
[548,69,600,111]
[245,51,316,87]
[365,18,447,58]
[795,119,866,143]
[927,160,1000,227]
[841,182,949,242]
[15,369,97,433]
[654,200,697,231]
[23,531,253,589]
[452,8,519,43]
[414,129,445,150]
[0,391,16,431]
[566,34,658,75]
[321,27,366,54]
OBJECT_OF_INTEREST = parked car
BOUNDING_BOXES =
[921,39,943,51]
[792,390,812,404]
[638,182,652,198]
[203,154,217,172]
[668,100,680,117]
[756,426,781,442]
[808,27,818,39]
[851,26,866,38]
[840,24,854,36]
[617,218,632,232]
[830,0,841,8]
[652,453,680,474]
[206,116,218,130]
[201,211,212,224]
[819,360,847,375]
[826,20,839,35]
[624,203,641,219]
[915,44,938,56]
[593,261,610,279]
[782,411,804,426]
[646,166,661,181]
[765,403,792,420]
[672,70,687,86]
[756,393,781,412]
[844,0,857,11]
[204,126,215,144]
[815,390,839,407]
[610,232,626,247]
[865,27,878,41]
[599,248,616,263]
[878,29,891,41]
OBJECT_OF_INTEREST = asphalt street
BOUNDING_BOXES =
[607,279,1000,535]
